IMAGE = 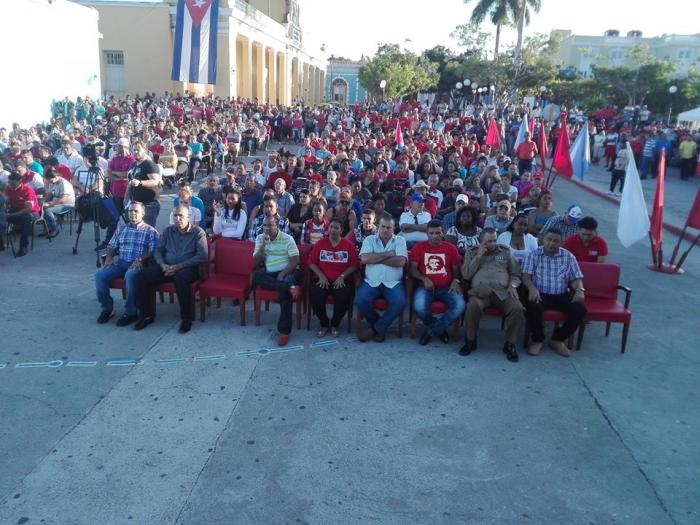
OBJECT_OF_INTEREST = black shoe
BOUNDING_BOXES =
[133,317,154,330]
[419,330,431,346]
[503,342,519,362]
[116,314,138,327]
[16,247,29,258]
[97,310,113,324]
[47,228,61,239]
[459,339,477,356]
[178,320,192,334]
[440,332,450,344]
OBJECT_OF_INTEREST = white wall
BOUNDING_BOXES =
[0,0,101,130]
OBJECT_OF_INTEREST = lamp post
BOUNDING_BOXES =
[540,85,547,108]
[379,79,386,103]
[668,85,677,126]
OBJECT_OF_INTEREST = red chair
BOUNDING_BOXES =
[576,262,632,353]
[407,278,461,341]
[198,239,254,325]
[254,243,312,330]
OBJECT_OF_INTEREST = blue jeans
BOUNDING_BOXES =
[95,259,139,315]
[412,286,466,336]
[640,156,652,179]
[44,204,73,232]
[354,281,406,336]
[144,201,160,228]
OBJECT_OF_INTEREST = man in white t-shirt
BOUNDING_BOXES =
[42,169,76,237]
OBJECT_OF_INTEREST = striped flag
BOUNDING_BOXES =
[395,121,404,150]
[514,114,529,151]
[171,0,219,85]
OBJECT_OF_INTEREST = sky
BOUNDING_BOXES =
[300,0,699,60]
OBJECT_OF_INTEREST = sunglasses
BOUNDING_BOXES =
[497,204,510,210]
[339,200,350,205]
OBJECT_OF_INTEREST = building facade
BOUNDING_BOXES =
[324,59,368,105]
[76,0,325,104]
[552,29,700,78]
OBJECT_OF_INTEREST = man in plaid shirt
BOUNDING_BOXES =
[94,201,159,326]
[521,228,586,358]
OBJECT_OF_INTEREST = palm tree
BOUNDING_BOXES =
[464,0,541,59]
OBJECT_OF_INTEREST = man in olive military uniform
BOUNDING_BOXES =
[460,227,524,362]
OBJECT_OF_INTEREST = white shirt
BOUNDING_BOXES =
[497,231,538,266]
[56,151,84,175]
[213,209,247,239]
[398,210,431,244]
[428,188,444,208]
[48,176,76,206]
[359,234,408,288]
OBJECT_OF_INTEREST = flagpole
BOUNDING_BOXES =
[668,223,689,267]
[649,232,658,266]
[674,231,700,271]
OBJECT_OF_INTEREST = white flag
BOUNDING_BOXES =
[617,143,650,247]
[513,113,529,151]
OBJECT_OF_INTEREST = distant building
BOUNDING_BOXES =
[552,29,700,78]
[325,58,368,105]
[75,0,325,103]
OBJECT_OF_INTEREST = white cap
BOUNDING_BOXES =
[117,138,130,148]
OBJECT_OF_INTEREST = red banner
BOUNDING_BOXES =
[485,117,501,150]
[686,187,700,230]
[551,115,573,177]
[650,148,665,255]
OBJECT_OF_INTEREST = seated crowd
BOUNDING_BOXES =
[1,93,613,357]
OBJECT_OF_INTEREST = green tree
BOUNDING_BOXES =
[359,44,439,99]
[463,0,540,59]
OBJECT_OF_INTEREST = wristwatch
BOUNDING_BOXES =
[510,283,518,288]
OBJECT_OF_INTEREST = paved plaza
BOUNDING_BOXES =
[1,158,699,524]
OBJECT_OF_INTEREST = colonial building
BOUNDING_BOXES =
[552,29,700,78]
[325,58,368,105]
[76,0,325,104]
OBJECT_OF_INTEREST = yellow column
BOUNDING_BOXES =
[302,62,310,105]
[236,36,252,99]
[266,47,275,104]
[276,52,287,105]
[291,57,300,103]
[319,70,325,103]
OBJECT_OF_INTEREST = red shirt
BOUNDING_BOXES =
[308,237,358,282]
[515,141,537,160]
[564,235,609,262]
[5,183,40,214]
[409,241,462,288]
[56,163,73,182]
[266,171,292,190]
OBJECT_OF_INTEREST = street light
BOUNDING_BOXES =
[668,85,678,125]
[379,79,386,102]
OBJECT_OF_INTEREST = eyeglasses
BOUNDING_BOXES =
[339,200,350,205]
[497,205,510,210]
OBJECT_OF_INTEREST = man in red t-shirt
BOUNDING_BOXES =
[4,171,40,256]
[515,131,538,175]
[307,218,359,336]
[563,216,609,262]
[409,219,465,345]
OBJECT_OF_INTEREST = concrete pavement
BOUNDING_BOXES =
[1,148,699,524]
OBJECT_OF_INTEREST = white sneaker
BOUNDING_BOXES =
[606,191,615,196]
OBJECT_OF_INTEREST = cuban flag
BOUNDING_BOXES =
[171,0,219,85]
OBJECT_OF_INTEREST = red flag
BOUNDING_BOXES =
[395,121,404,149]
[551,115,573,177]
[485,117,501,150]
[686,187,700,230]
[528,117,535,135]
[650,148,665,256]
[537,121,548,172]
